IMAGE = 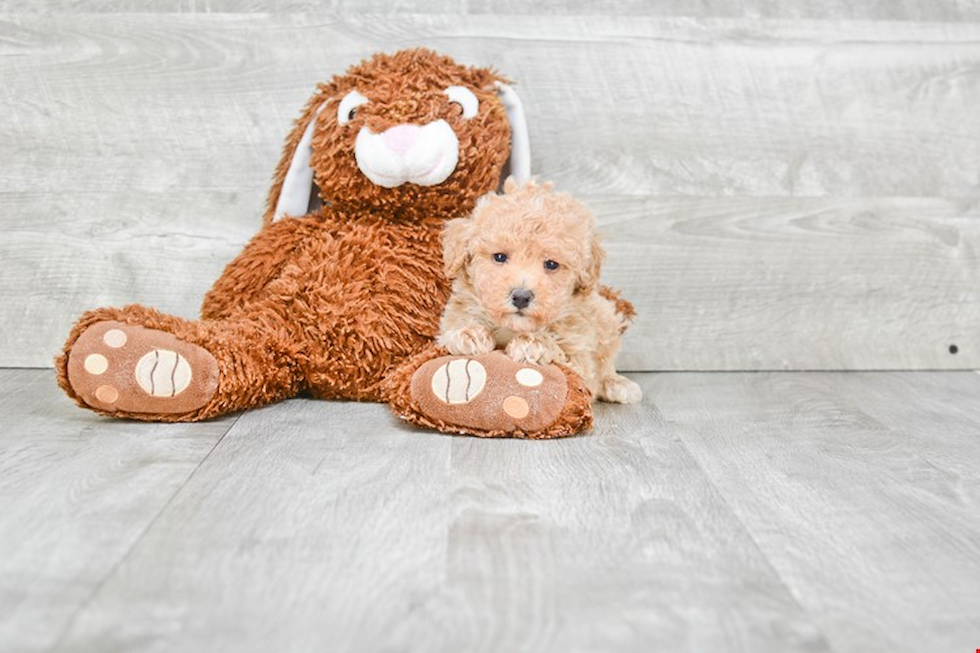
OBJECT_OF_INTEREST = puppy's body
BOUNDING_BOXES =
[437,180,642,404]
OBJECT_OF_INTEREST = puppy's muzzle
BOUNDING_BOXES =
[510,288,534,310]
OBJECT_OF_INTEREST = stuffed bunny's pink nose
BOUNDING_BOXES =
[381,124,421,156]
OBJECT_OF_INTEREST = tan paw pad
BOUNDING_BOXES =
[84,354,108,375]
[95,385,119,404]
[502,395,529,419]
[515,367,543,387]
[103,329,128,348]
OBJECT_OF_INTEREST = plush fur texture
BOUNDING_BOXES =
[56,48,593,437]
[437,179,642,404]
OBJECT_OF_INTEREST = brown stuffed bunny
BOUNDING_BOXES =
[56,48,592,438]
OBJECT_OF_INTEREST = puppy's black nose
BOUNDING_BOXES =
[510,288,534,310]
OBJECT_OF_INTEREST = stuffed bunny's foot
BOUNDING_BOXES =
[387,349,593,439]
[65,320,219,417]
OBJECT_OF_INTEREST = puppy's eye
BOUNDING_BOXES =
[493,253,508,263]
[444,86,479,119]
[338,90,369,126]
[544,260,560,271]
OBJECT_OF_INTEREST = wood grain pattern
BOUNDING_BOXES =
[6,193,976,370]
[427,404,827,652]
[3,0,979,21]
[47,382,829,653]
[597,196,980,371]
[647,371,980,653]
[0,190,262,368]
[0,369,236,653]
[5,15,980,196]
[2,12,979,370]
[50,398,459,652]
[4,369,980,651]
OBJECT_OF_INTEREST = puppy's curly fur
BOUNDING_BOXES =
[438,179,642,404]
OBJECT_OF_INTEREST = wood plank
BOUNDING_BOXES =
[3,13,980,369]
[4,15,980,197]
[595,195,980,371]
[51,388,830,653]
[0,369,236,653]
[0,190,262,368]
[50,398,457,652]
[647,371,980,653]
[426,400,829,652]
[2,0,979,21]
[825,371,980,484]
[8,367,980,651]
[5,193,977,370]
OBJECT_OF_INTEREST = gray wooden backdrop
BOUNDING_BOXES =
[2,2,979,371]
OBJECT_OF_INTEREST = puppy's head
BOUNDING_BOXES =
[443,178,605,333]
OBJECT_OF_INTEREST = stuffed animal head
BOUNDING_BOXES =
[266,48,530,224]
[442,178,606,334]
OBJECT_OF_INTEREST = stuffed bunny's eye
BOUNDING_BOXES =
[338,90,369,126]
[444,86,478,119]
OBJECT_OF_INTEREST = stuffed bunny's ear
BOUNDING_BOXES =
[272,101,328,222]
[495,83,530,188]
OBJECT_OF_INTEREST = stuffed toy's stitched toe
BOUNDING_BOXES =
[387,348,593,439]
[64,320,219,418]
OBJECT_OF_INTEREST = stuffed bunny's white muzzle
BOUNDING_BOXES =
[354,120,460,188]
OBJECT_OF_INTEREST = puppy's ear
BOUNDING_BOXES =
[442,217,475,280]
[575,237,606,294]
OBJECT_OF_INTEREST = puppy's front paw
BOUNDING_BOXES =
[599,375,642,404]
[438,326,495,357]
[506,334,565,365]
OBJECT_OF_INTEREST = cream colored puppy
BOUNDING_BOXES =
[437,179,642,404]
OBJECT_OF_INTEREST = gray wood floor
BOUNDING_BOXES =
[2,369,979,653]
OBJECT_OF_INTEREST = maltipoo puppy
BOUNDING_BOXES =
[437,179,642,404]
